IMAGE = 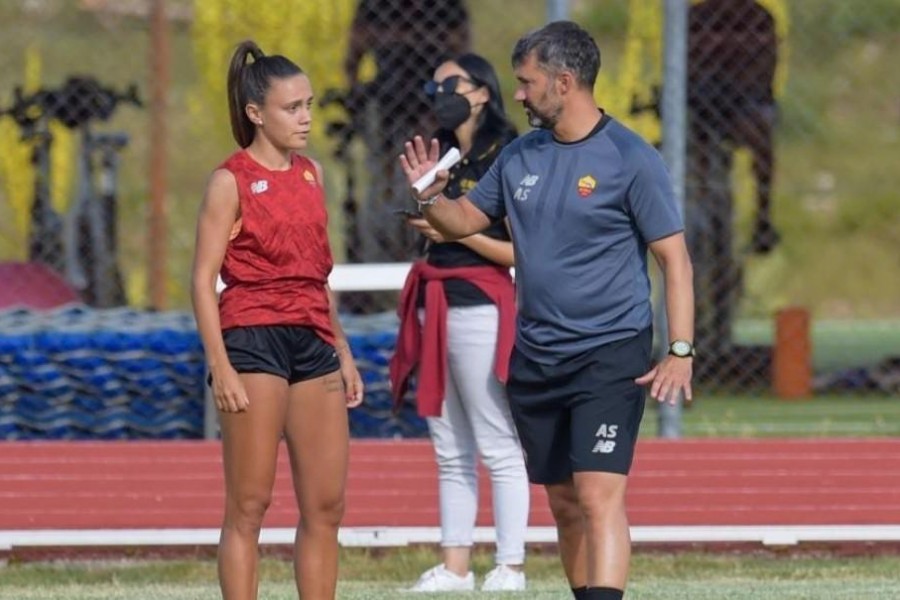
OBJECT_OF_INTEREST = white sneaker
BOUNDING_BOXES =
[408,564,475,592]
[481,564,526,591]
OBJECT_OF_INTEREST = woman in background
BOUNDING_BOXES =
[390,52,529,593]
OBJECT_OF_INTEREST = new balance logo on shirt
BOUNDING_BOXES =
[250,180,268,194]
[592,423,618,454]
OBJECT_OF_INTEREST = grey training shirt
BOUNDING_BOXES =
[468,114,683,364]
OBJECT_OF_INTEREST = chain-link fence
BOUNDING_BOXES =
[679,0,899,394]
[0,0,898,439]
[0,76,140,308]
[685,0,783,387]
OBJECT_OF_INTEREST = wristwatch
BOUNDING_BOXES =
[668,339,695,358]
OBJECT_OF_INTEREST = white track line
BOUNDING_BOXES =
[4,525,900,551]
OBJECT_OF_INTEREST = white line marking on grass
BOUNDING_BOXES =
[4,525,900,550]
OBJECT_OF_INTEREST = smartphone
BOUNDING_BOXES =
[393,208,422,219]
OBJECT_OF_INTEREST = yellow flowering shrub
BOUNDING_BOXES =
[190,0,358,151]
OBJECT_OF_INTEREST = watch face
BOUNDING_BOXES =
[671,340,692,356]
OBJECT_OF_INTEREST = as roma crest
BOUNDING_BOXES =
[577,175,596,198]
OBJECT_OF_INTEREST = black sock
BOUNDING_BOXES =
[572,586,588,599]
[585,587,624,600]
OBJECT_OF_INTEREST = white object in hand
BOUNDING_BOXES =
[412,147,461,193]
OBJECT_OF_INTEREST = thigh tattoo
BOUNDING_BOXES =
[323,371,344,394]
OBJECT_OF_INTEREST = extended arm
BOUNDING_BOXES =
[400,136,493,239]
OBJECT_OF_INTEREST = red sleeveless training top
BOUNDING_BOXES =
[217,149,335,345]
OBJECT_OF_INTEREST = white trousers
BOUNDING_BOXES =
[422,305,529,565]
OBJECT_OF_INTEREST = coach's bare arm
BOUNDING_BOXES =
[636,232,695,405]
[399,136,492,240]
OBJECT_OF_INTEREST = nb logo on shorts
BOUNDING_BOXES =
[592,423,618,454]
[593,440,616,454]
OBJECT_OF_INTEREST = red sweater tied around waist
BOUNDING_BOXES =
[389,260,516,417]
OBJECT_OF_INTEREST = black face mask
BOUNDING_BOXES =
[433,93,471,130]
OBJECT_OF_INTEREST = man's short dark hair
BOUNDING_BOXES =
[511,21,601,89]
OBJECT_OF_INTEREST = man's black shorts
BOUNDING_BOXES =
[506,329,652,484]
[219,325,340,385]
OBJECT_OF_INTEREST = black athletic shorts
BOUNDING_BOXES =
[506,328,653,484]
[217,325,340,385]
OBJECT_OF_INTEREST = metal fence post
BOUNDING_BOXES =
[204,374,217,440]
[148,0,169,311]
[546,0,569,22]
[657,0,688,438]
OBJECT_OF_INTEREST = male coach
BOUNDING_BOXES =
[399,21,695,600]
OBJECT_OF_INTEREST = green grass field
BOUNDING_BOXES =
[3,550,900,599]
[653,393,900,438]
[734,319,900,373]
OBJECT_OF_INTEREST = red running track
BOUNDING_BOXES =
[1,439,899,530]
